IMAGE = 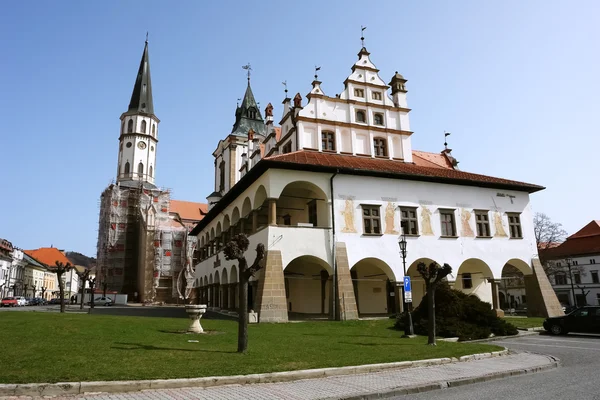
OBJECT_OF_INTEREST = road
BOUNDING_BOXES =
[393,333,600,400]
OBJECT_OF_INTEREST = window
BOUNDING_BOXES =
[354,88,364,97]
[219,161,225,191]
[282,142,292,154]
[573,260,579,266]
[373,137,387,157]
[138,162,144,177]
[372,91,382,100]
[152,124,156,136]
[440,209,457,237]
[475,210,491,237]
[574,273,581,284]
[321,131,335,151]
[141,120,147,133]
[124,162,130,175]
[356,110,366,123]
[507,213,523,239]
[308,200,318,226]
[555,273,567,285]
[462,273,473,289]
[400,207,419,235]
[149,166,153,178]
[361,205,381,235]
[283,214,291,226]
[556,262,562,267]
[247,108,257,119]
[126,142,132,148]
[374,113,384,126]
[591,259,597,264]
[127,119,133,133]
[591,271,599,284]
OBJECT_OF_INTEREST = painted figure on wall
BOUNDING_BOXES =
[493,212,507,237]
[420,206,434,235]
[384,202,399,234]
[461,209,475,237]
[341,199,357,233]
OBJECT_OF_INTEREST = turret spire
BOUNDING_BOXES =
[126,39,154,116]
[230,68,265,137]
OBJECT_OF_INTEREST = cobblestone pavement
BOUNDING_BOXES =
[1,352,554,400]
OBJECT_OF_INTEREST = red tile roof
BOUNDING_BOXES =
[568,220,600,239]
[170,200,207,222]
[412,150,453,169]
[24,247,71,268]
[543,221,600,258]
[265,151,544,193]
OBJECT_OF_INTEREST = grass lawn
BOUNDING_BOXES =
[0,313,501,384]
[504,316,546,329]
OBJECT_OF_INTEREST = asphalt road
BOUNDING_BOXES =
[392,333,600,400]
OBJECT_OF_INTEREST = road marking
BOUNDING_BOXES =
[495,341,600,351]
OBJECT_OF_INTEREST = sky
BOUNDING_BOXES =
[1,1,598,257]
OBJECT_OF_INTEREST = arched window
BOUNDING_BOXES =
[373,138,387,157]
[356,110,366,123]
[138,162,144,177]
[374,113,384,126]
[121,121,125,133]
[124,162,130,174]
[127,119,133,133]
[141,120,147,133]
[149,165,153,178]
[152,124,156,136]
[248,108,257,119]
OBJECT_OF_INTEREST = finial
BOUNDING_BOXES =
[242,63,252,82]
[314,66,321,80]
[145,32,149,43]
[282,80,288,96]
[361,25,367,48]
[444,131,451,150]
[237,98,241,107]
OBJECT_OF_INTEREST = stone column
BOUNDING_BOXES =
[222,284,229,309]
[252,211,258,233]
[255,250,288,322]
[268,199,277,226]
[335,242,359,320]
[240,219,245,235]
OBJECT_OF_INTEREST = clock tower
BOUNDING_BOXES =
[117,39,159,187]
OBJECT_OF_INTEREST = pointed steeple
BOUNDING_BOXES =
[231,81,265,137]
[126,39,154,116]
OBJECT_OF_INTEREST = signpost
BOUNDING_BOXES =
[404,276,412,303]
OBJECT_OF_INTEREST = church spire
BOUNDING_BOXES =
[126,39,154,116]
[230,66,265,137]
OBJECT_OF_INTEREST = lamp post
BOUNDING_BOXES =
[566,257,577,308]
[398,228,414,337]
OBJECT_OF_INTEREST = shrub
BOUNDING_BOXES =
[394,283,518,341]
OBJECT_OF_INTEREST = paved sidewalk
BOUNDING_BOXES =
[2,352,557,400]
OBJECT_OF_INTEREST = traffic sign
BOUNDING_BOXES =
[405,291,412,303]
[403,277,411,292]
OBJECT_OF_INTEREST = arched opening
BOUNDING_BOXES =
[231,207,240,234]
[213,270,221,308]
[208,273,213,308]
[202,276,208,304]
[406,258,439,308]
[141,120,147,133]
[127,119,133,133]
[230,265,239,310]
[253,185,268,230]
[284,255,333,319]
[137,162,144,178]
[241,197,253,234]
[351,258,397,316]
[455,258,495,306]
[500,259,532,313]
[221,268,229,310]
[149,165,153,178]
[152,124,156,136]
[276,181,329,228]
[216,222,222,250]
[124,162,130,175]
[223,215,231,244]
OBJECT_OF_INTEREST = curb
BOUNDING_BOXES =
[0,350,509,397]
[464,330,541,343]
[331,355,559,400]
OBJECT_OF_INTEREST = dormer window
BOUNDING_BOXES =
[356,110,366,123]
[372,91,382,100]
[247,108,257,119]
[373,137,387,157]
[354,88,365,98]
[321,131,336,151]
[374,113,384,126]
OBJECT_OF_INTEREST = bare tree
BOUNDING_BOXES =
[53,261,73,313]
[223,234,265,353]
[75,268,90,310]
[534,213,568,271]
[417,261,453,346]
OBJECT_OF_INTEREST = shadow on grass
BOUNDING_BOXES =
[111,342,236,353]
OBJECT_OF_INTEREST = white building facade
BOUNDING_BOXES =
[191,42,560,321]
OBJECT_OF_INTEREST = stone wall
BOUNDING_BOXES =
[255,250,288,322]
[335,243,359,320]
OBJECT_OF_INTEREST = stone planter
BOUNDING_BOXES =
[185,304,207,333]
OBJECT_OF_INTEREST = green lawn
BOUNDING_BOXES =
[0,313,501,384]
[503,316,545,329]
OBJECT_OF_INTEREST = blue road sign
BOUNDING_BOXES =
[404,276,411,292]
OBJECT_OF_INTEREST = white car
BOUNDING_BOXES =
[90,297,113,306]
[15,296,27,306]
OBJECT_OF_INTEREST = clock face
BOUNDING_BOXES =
[137,141,147,150]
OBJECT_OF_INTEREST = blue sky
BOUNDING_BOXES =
[1,1,598,256]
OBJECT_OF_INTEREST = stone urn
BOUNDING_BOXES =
[185,304,207,333]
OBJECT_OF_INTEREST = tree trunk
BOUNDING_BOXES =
[58,272,66,313]
[427,285,436,345]
[80,282,85,310]
[238,259,249,353]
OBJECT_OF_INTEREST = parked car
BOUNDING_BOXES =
[88,297,113,306]
[48,298,67,305]
[29,298,47,306]
[544,306,600,335]
[1,297,18,307]
[15,296,27,306]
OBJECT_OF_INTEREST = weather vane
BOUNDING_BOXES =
[444,131,451,150]
[282,80,288,95]
[314,66,321,80]
[361,26,367,47]
[242,63,252,82]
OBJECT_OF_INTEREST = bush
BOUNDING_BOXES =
[394,283,518,341]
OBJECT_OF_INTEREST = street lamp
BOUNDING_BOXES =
[565,257,577,308]
[398,226,414,337]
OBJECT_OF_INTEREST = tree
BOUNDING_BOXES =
[75,268,91,310]
[53,261,73,313]
[417,261,453,345]
[223,234,265,353]
[534,213,568,272]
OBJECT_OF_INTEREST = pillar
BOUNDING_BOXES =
[252,210,258,232]
[268,198,277,226]
[240,219,245,235]
[334,242,359,320]
[488,279,504,317]
[524,258,564,317]
[255,250,288,322]
[223,284,229,309]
